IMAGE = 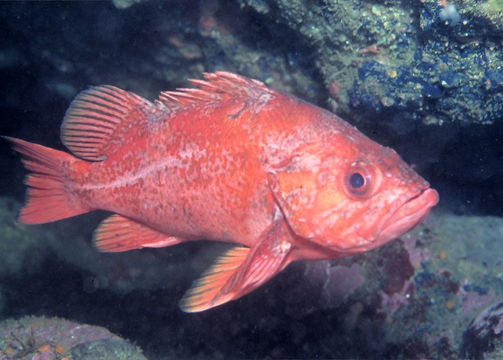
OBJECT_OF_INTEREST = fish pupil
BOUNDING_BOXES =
[349,172,365,188]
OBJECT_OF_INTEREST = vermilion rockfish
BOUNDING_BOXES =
[5,72,438,312]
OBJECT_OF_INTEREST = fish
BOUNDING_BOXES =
[4,72,439,312]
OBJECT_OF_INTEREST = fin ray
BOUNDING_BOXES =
[159,71,275,109]
[94,214,183,252]
[180,220,293,312]
[61,85,153,161]
[3,136,89,224]
[179,246,250,312]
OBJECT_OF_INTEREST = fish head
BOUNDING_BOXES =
[268,127,439,256]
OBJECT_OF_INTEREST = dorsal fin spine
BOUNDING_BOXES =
[158,71,274,109]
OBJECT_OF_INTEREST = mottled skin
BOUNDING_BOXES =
[76,92,283,247]
[6,72,438,312]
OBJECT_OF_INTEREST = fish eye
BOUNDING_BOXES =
[344,163,375,198]
[349,172,365,188]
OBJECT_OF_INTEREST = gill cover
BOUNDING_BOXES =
[267,143,346,239]
[267,140,385,244]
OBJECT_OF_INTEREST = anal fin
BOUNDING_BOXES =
[94,214,183,252]
[180,220,292,312]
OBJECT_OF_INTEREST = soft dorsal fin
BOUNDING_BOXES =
[158,71,275,109]
[61,85,153,161]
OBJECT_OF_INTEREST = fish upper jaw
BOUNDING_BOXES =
[374,187,439,246]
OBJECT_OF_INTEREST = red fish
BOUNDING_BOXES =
[5,72,438,312]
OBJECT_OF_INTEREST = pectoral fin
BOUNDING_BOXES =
[180,220,293,312]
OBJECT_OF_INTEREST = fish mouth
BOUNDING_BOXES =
[376,188,439,244]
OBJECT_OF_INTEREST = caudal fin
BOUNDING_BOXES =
[4,136,90,224]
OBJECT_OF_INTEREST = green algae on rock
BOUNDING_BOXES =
[0,315,146,360]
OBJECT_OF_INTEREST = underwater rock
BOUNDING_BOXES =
[461,300,503,360]
[70,339,146,360]
[276,211,503,358]
[239,0,503,126]
[282,261,365,318]
[0,315,146,360]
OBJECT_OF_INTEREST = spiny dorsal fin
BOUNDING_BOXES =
[61,85,153,161]
[93,214,184,252]
[158,71,275,109]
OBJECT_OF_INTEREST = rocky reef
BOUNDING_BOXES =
[0,315,146,359]
[0,0,502,359]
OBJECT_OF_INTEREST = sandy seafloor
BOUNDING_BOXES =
[1,1,503,359]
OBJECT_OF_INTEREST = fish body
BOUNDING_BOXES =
[5,72,438,312]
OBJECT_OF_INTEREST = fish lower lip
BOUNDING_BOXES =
[378,188,439,242]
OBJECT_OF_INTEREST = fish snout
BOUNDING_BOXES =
[376,187,439,244]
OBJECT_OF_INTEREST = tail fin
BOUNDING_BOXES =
[4,136,90,224]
